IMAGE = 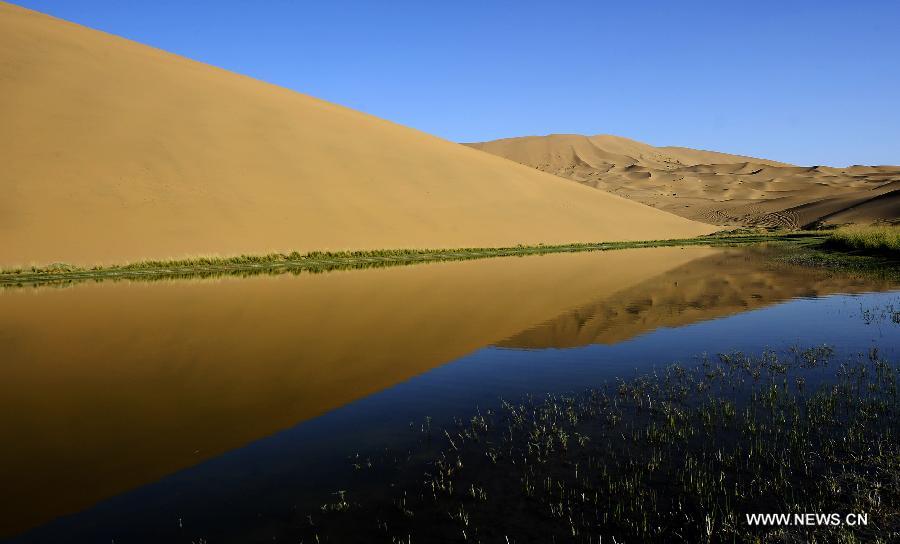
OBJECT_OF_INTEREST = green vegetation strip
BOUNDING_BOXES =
[827,224,900,253]
[775,225,900,281]
[301,346,899,543]
[0,232,820,288]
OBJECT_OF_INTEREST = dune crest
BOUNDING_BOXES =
[0,3,714,267]
[466,134,899,228]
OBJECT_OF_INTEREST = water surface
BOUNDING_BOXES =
[1,245,897,542]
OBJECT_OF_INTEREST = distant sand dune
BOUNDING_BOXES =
[0,2,714,268]
[466,134,899,228]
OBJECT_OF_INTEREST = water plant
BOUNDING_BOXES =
[297,347,899,543]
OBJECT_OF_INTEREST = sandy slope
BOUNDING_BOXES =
[467,134,900,228]
[0,3,713,268]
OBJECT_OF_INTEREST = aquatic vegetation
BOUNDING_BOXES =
[828,225,900,253]
[299,348,899,543]
[776,239,900,282]
[856,298,900,326]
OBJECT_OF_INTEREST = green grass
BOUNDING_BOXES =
[5,228,898,289]
[774,228,900,281]
[827,225,900,253]
[300,346,899,543]
[0,231,820,288]
[776,249,900,281]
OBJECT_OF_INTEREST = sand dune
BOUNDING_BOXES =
[0,3,713,268]
[466,134,899,228]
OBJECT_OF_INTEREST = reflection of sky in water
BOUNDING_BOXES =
[19,290,899,544]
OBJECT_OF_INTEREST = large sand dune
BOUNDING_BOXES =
[0,3,713,268]
[467,134,899,228]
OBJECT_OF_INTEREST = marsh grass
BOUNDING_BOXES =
[827,225,900,253]
[0,232,817,288]
[300,347,899,543]
[773,228,900,281]
[775,248,900,282]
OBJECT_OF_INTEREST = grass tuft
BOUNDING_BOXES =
[827,225,900,253]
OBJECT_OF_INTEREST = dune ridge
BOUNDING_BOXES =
[0,2,715,268]
[466,134,899,228]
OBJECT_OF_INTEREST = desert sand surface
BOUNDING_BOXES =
[467,134,900,228]
[0,3,714,268]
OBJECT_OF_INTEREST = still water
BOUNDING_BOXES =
[1,245,897,542]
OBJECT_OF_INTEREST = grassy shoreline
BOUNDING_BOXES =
[0,232,819,288]
[775,226,900,281]
[826,225,900,253]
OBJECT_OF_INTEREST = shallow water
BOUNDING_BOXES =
[1,245,898,542]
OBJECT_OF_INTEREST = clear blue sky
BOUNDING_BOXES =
[12,0,900,166]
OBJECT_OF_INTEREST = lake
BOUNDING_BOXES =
[2,244,898,542]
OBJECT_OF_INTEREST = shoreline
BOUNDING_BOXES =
[0,232,820,288]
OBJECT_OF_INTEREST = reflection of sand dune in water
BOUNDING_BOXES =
[0,247,710,538]
[499,247,897,349]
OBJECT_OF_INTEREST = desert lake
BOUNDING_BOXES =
[2,244,898,542]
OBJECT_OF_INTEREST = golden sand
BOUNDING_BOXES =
[0,3,713,268]
[467,134,899,228]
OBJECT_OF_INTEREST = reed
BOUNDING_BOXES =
[299,346,899,543]
[827,225,900,253]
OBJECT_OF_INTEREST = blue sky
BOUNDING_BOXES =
[12,0,900,166]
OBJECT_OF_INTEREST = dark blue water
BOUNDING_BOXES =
[13,289,899,544]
